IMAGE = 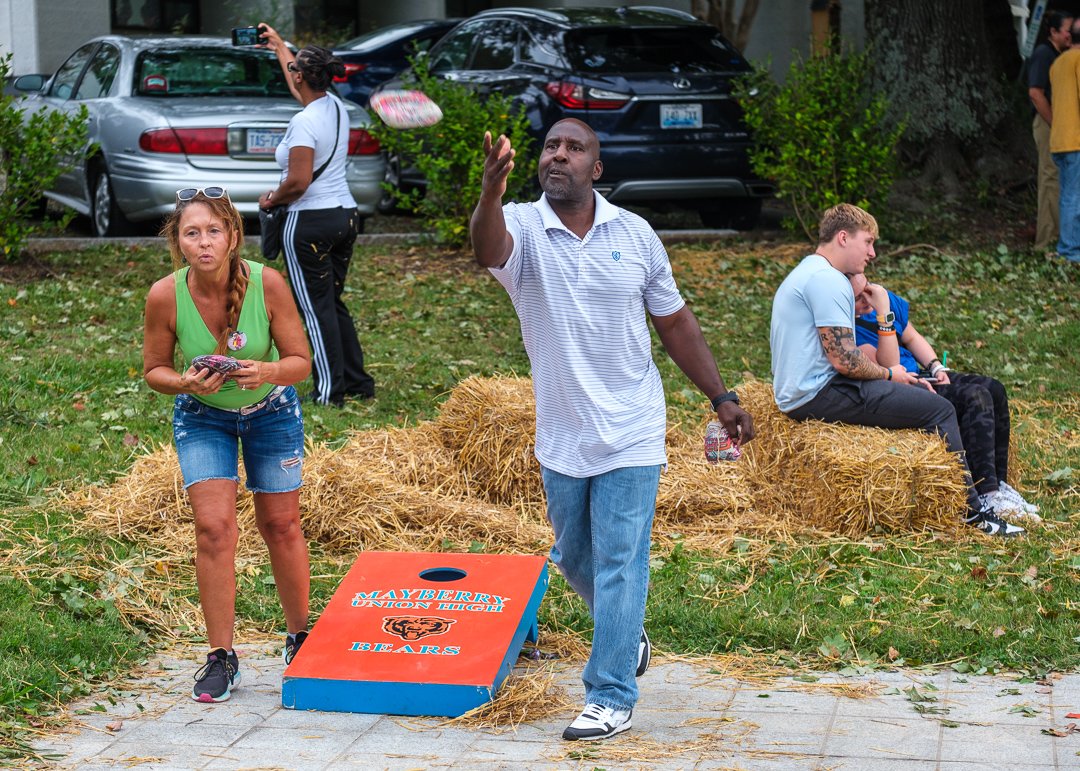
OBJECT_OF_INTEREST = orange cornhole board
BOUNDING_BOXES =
[282,551,548,717]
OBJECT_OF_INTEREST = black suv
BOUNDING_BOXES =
[388,6,773,228]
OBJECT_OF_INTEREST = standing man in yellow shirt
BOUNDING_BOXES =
[1049,19,1080,262]
[1028,11,1072,251]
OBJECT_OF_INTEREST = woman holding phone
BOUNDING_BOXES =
[848,273,1039,521]
[258,23,376,407]
[144,187,313,702]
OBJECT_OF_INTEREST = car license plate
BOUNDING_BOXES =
[246,128,284,154]
[660,103,702,129]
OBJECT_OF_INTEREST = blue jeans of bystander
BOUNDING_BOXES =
[1052,151,1080,261]
[541,464,662,712]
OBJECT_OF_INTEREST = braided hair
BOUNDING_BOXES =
[160,194,249,355]
[294,45,346,92]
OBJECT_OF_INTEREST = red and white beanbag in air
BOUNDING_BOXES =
[368,89,443,129]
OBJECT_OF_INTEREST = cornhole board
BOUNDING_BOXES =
[282,551,548,717]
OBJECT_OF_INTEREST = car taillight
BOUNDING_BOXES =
[348,129,380,155]
[139,128,228,155]
[333,62,366,83]
[544,81,629,109]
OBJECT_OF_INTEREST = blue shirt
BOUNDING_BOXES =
[770,254,854,412]
[854,289,920,373]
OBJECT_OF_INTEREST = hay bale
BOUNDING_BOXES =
[733,380,968,536]
[434,375,544,506]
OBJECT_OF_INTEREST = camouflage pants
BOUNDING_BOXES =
[934,373,1010,496]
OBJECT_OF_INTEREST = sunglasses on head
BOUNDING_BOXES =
[287,61,299,72]
[175,187,229,203]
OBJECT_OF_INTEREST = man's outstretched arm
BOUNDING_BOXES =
[651,306,755,444]
[471,131,516,268]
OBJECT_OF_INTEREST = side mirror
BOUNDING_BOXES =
[13,74,46,93]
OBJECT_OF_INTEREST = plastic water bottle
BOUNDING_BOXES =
[704,421,741,464]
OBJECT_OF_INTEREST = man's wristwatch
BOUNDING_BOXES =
[876,311,895,330]
[710,391,740,411]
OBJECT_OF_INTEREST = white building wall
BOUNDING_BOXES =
[0,0,109,75]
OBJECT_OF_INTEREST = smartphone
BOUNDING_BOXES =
[917,375,940,384]
[231,26,264,46]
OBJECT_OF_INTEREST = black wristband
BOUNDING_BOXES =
[710,391,740,411]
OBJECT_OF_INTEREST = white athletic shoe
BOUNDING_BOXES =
[997,482,1040,514]
[562,703,632,741]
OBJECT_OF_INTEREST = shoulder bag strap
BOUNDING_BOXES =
[310,100,342,183]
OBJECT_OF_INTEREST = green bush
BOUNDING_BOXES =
[370,57,536,247]
[734,49,903,241]
[0,54,89,261]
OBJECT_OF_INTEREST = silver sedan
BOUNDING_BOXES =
[21,35,385,236]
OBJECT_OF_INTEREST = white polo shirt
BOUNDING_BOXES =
[490,191,685,478]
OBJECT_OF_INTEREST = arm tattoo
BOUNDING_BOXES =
[818,326,884,380]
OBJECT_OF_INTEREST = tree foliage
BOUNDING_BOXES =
[369,58,536,247]
[734,49,903,240]
[0,55,89,262]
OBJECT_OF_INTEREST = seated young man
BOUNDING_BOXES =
[848,273,1038,520]
[768,203,1023,538]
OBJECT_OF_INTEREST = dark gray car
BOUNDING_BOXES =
[21,35,384,236]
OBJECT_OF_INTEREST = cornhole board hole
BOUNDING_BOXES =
[282,551,548,717]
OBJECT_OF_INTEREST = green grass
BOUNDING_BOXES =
[0,238,1078,758]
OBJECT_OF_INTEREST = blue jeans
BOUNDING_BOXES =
[173,385,305,492]
[541,464,662,712]
[1053,151,1080,261]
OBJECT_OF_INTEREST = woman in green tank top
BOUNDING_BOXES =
[143,188,313,703]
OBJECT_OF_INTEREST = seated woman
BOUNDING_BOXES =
[848,273,1039,520]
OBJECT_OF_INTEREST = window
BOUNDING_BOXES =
[48,43,97,100]
[565,27,749,74]
[428,20,482,72]
[134,48,291,98]
[75,44,121,100]
[111,0,198,33]
[468,22,518,70]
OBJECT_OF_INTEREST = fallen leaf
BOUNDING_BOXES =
[73,402,85,411]
[992,627,1005,638]
[106,721,123,732]
[888,646,900,661]
[975,340,984,348]
[970,565,987,579]
[122,433,139,447]
[27,456,38,466]
[1024,566,1038,580]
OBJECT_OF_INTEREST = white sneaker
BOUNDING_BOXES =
[998,482,1040,514]
[984,489,1041,523]
[562,703,632,741]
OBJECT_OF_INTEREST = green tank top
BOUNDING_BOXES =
[175,259,279,410]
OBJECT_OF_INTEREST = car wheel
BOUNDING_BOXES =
[376,153,404,214]
[699,198,762,231]
[91,167,134,237]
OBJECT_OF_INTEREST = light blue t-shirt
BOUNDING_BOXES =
[769,253,854,412]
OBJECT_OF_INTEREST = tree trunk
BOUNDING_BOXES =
[690,0,762,51]
[864,0,1022,181]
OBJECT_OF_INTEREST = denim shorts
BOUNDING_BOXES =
[172,385,304,493]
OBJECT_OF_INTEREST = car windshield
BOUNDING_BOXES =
[565,26,749,74]
[134,47,291,97]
